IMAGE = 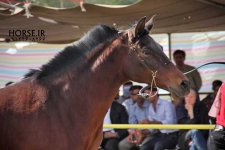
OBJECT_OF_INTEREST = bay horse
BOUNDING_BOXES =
[0,16,190,150]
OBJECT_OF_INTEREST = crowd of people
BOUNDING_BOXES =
[100,50,224,150]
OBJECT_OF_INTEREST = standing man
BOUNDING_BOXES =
[173,50,202,92]
[208,83,225,150]
[173,49,202,120]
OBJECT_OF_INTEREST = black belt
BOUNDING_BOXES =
[214,124,225,131]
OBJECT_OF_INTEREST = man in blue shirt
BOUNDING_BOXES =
[117,81,133,104]
[119,85,151,150]
[122,85,143,119]
[139,87,179,150]
[129,97,149,124]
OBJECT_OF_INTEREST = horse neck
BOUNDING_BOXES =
[74,40,129,110]
[52,38,129,126]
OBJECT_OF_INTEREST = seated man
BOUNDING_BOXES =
[122,85,143,119]
[119,85,150,150]
[101,97,129,150]
[139,87,179,150]
[117,81,133,104]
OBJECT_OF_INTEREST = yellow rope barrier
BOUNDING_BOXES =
[103,124,215,130]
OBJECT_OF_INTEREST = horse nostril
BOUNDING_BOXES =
[180,80,190,90]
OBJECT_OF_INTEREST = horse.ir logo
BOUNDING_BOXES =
[7,29,46,42]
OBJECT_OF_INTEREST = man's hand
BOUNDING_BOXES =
[127,133,137,144]
[141,129,150,136]
[104,131,118,138]
[185,103,193,111]
[139,119,161,124]
[139,119,150,124]
[185,104,194,119]
[127,130,144,145]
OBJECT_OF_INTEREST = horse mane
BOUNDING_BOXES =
[23,69,41,79]
[36,25,118,80]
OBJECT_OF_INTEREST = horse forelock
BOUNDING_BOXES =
[37,25,119,80]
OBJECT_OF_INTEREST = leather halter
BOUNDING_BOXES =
[128,30,159,98]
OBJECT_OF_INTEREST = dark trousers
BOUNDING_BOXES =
[101,138,119,150]
[208,130,225,150]
[140,132,178,150]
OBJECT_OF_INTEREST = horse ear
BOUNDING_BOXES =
[145,14,157,32]
[135,16,147,37]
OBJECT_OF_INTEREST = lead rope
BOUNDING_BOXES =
[140,62,225,98]
[184,62,225,75]
[129,32,225,98]
[138,62,225,99]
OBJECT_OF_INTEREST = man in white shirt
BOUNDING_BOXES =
[139,87,179,150]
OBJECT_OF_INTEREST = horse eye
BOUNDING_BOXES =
[142,48,151,55]
[164,61,171,65]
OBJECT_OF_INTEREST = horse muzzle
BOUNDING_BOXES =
[180,80,190,95]
[169,79,190,98]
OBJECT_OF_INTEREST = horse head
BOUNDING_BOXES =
[123,16,190,97]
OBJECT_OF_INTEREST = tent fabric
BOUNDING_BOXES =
[1,0,225,43]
